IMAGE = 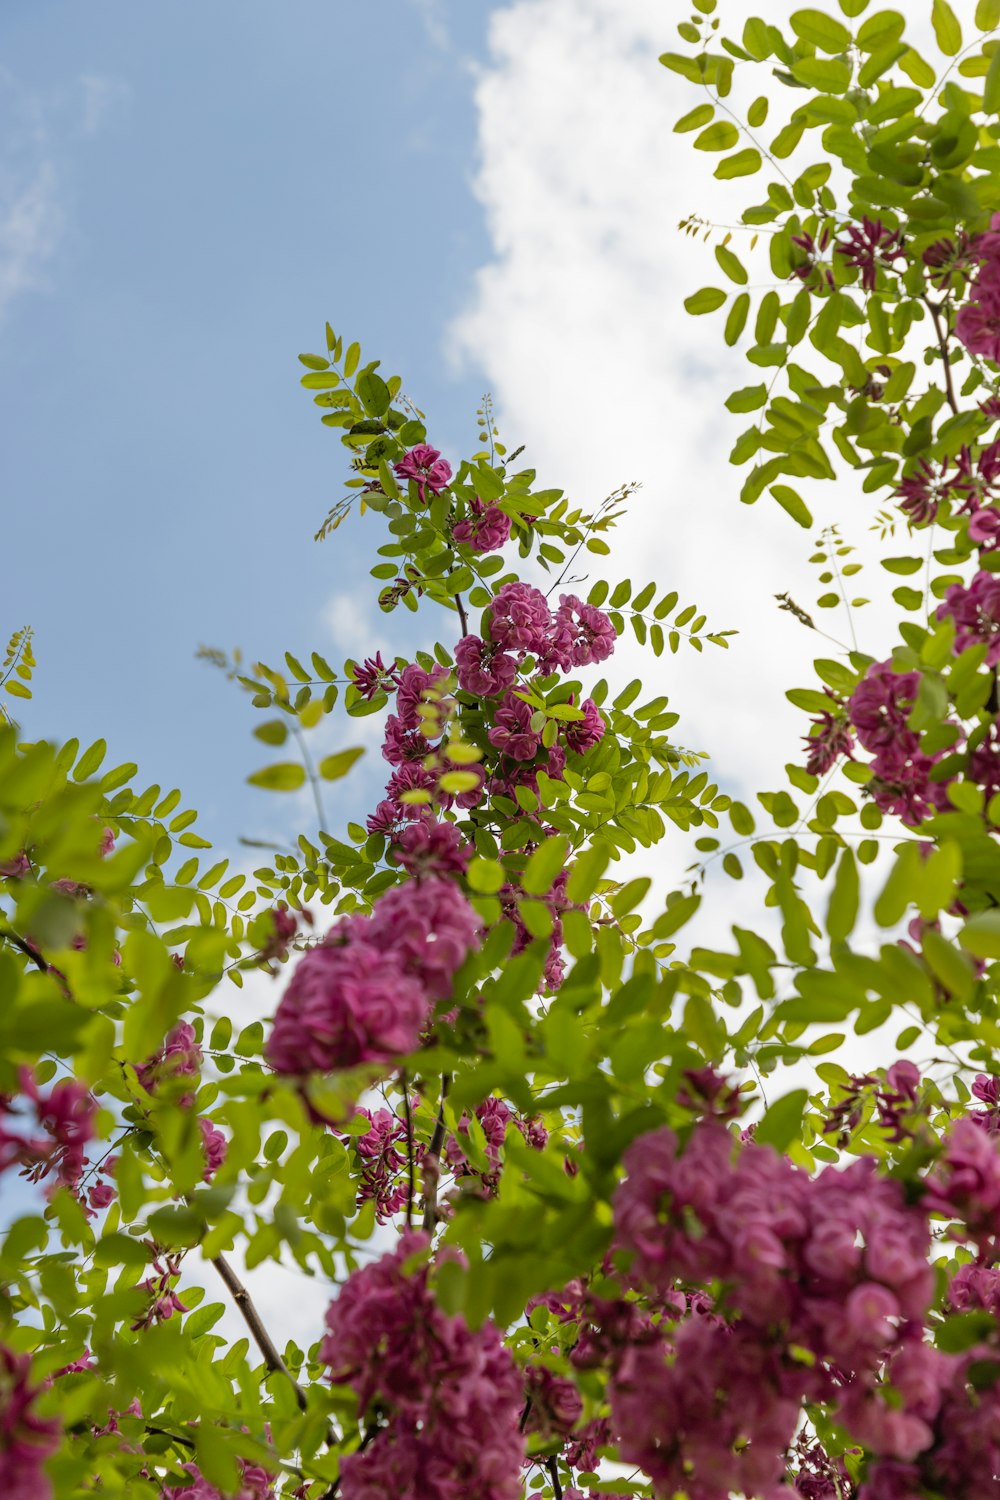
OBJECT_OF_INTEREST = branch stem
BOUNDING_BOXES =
[210,1253,307,1410]
[421,1073,451,1231]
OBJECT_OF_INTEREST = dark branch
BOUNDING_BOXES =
[921,292,960,416]
[421,1073,451,1232]
[210,1253,307,1410]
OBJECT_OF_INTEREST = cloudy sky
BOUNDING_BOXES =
[4,0,939,1338]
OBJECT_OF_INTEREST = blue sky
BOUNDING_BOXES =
[2,0,502,846]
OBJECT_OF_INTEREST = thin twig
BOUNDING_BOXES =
[400,1071,415,1230]
[210,1253,307,1410]
[921,292,960,416]
[454,593,469,636]
[421,1073,451,1232]
[292,722,327,832]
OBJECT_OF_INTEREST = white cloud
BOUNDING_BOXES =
[450,0,919,840]
[0,158,61,321]
[447,0,952,1090]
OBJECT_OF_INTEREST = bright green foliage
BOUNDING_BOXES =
[8,2,1000,1495]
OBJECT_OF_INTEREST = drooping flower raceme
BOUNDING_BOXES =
[320,1231,524,1500]
[0,1346,60,1500]
[266,879,480,1076]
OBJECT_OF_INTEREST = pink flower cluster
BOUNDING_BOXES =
[131,1249,189,1331]
[266,878,480,1077]
[162,1459,276,1499]
[452,498,511,554]
[484,583,615,675]
[394,444,453,504]
[342,1106,411,1222]
[956,212,1000,363]
[0,1346,60,1500]
[391,819,471,880]
[847,660,952,825]
[835,217,905,293]
[319,1232,524,1499]
[367,663,479,838]
[499,867,583,992]
[2,1071,98,1204]
[937,569,1000,664]
[444,1095,548,1197]
[610,1119,935,1498]
[135,1024,225,1181]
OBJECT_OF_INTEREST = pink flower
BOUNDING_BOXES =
[320,1232,524,1500]
[454,635,518,698]
[0,1346,60,1500]
[161,1459,277,1499]
[835,217,906,292]
[956,264,1000,362]
[522,1363,583,1439]
[391,821,472,879]
[486,583,552,655]
[487,690,541,762]
[452,499,511,553]
[0,852,31,880]
[87,1180,116,1212]
[395,663,452,733]
[394,444,453,503]
[382,713,435,766]
[351,652,400,700]
[199,1117,227,1181]
[563,697,605,755]
[136,1021,202,1097]
[542,594,616,672]
[266,932,429,1075]
[804,709,854,776]
[367,878,481,1002]
[937,569,1000,664]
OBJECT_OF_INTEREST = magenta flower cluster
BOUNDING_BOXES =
[610,1119,936,1497]
[394,444,453,504]
[0,1346,60,1500]
[319,1231,524,1499]
[452,497,511,553]
[956,212,1000,363]
[841,660,951,825]
[266,877,480,1077]
[161,1459,276,1499]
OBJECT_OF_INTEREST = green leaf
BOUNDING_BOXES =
[684,287,728,314]
[960,909,1000,958]
[827,849,859,941]
[695,121,740,151]
[566,844,612,902]
[726,384,768,413]
[523,835,570,896]
[932,0,962,54]
[317,747,365,781]
[246,762,307,792]
[715,244,749,284]
[715,148,763,179]
[790,9,852,50]
[357,371,391,417]
[977,0,1000,26]
[674,104,715,133]
[253,719,288,746]
[769,484,813,527]
[468,857,505,895]
[73,739,107,782]
[755,1088,810,1151]
[985,43,1000,114]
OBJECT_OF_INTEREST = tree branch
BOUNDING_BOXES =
[400,1072,415,1230]
[210,1253,307,1410]
[546,1456,564,1499]
[421,1073,451,1232]
[454,594,469,636]
[921,292,960,416]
